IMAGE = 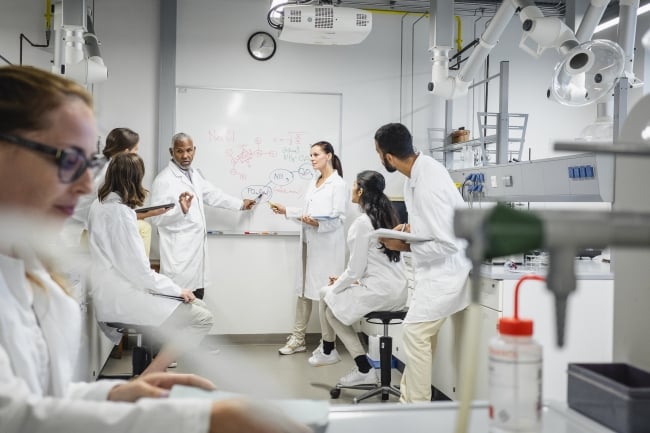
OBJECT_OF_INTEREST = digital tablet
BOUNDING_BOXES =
[135,203,175,214]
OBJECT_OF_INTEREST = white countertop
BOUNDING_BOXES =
[327,401,614,433]
[479,260,612,280]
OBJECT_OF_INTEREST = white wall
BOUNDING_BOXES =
[0,0,161,186]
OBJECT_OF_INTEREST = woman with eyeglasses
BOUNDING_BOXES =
[87,152,215,375]
[0,65,308,433]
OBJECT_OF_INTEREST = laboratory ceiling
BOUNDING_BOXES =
[336,0,568,17]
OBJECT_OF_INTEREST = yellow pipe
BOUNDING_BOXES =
[361,9,428,17]
[454,15,462,52]
[44,0,52,31]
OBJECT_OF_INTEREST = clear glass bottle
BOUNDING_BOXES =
[489,275,544,433]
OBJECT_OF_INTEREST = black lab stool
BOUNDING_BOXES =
[330,309,408,403]
[100,322,157,379]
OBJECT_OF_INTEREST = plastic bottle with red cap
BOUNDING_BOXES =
[489,274,544,433]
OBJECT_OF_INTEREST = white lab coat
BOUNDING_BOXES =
[285,173,347,300]
[149,161,243,289]
[403,154,471,324]
[0,250,211,433]
[324,213,408,326]
[60,163,107,245]
[88,192,183,326]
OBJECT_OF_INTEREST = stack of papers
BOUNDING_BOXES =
[372,228,434,243]
[169,385,329,433]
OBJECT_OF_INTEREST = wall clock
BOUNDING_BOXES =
[247,31,276,61]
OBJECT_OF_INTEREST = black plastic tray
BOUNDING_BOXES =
[568,363,650,433]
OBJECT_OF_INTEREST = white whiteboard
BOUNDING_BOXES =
[175,86,342,233]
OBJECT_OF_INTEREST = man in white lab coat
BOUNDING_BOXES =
[150,133,255,298]
[374,123,471,402]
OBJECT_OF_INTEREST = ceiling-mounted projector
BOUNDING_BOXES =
[277,5,372,45]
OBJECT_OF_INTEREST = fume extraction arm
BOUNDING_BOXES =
[51,0,107,85]
[428,0,628,107]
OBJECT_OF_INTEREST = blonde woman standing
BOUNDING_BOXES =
[271,141,347,360]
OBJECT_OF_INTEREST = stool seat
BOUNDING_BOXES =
[331,308,408,403]
[364,310,407,323]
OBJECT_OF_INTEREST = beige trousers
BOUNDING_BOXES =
[399,318,446,403]
[322,302,365,358]
[291,296,313,341]
[159,298,215,350]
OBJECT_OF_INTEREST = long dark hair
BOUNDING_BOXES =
[356,170,400,263]
[312,141,343,177]
[98,153,147,208]
[103,127,139,159]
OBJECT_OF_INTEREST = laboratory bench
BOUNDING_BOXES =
[327,400,614,433]
[360,259,614,402]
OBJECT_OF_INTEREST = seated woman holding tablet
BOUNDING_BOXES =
[88,153,215,374]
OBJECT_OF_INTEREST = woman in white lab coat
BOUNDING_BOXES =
[318,170,408,384]
[0,65,307,433]
[61,128,164,248]
[270,141,347,357]
[88,153,215,374]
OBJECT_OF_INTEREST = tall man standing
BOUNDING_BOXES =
[150,132,255,299]
[374,123,470,402]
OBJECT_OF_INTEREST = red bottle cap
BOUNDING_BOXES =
[498,274,545,336]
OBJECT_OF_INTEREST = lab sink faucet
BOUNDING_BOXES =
[454,204,650,347]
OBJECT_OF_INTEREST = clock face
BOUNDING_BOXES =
[247,31,276,61]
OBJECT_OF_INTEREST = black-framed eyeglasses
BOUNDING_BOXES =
[0,132,106,184]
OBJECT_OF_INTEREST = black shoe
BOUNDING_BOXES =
[193,288,205,300]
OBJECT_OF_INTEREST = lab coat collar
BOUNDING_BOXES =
[317,171,340,187]
[406,153,424,189]
[102,192,124,205]
[170,159,194,178]
[0,253,29,307]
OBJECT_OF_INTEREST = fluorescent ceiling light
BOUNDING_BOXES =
[594,3,650,33]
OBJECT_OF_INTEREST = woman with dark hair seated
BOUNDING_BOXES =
[316,170,408,386]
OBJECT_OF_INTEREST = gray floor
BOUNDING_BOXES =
[100,335,403,404]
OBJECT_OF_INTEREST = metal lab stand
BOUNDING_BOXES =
[428,61,529,169]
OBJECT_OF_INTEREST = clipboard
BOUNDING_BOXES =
[150,292,184,301]
[372,228,434,243]
[310,215,338,221]
[135,203,175,214]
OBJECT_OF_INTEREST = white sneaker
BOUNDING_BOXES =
[339,367,378,386]
[279,335,306,355]
[167,361,178,368]
[308,348,341,366]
